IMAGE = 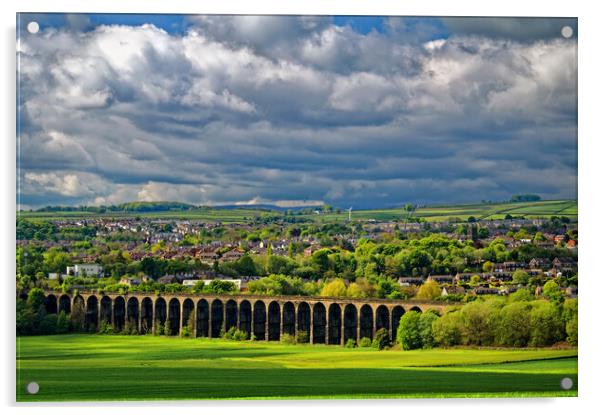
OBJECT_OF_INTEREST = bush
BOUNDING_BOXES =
[281,333,296,344]
[180,326,191,338]
[98,321,114,335]
[56,311,70,334]
[38,314,58,334]
[345,339,357,348]
[233,330,249,341]
[372,328,390,350]
[359,337,372,348]
[222,326,237,340]
[397,311,422,350]
[296,330,309,344]
[154,322,165,336]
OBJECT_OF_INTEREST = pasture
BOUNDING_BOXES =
[16,335,577,401]
[18,199,577,223]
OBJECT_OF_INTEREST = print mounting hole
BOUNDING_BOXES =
[561,26,573,39]
[26,382,39,394]
[560,377,573,390]
[27,21,39,34]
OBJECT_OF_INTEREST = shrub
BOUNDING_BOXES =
[233,329,249,341]
[180,326,191,338]
[281,333,296,344]
[38,314,58,334]
[56,311,70,334]
[296,330,309,344]
[222,326,237,340]
[372,328,390,350]
[345,339,357,348]
[154,322,164,336]
[359,337,372,348]
[164,320,172,336]
[98,321,114,335]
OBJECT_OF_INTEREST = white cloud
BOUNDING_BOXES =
[16,18,577,208]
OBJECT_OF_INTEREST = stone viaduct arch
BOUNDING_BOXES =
[40,290,449,345]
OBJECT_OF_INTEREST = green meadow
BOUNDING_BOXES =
[17,335,577,401]
[18,199,577,223]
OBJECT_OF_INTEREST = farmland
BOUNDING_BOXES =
[18,199,577,223]
[16,335,577,401]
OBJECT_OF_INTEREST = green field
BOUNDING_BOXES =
[18,199,577,223]
[16,335,577,401]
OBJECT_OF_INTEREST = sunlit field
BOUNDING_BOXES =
[17,335,577,401]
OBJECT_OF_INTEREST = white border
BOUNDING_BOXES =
[2,1,600,414]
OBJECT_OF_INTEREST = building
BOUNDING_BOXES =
[65,264,104,278]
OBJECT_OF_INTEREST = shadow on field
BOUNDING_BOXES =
[16,366,578,401]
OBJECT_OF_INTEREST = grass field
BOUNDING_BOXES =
[18,200,577,223]
[16,335,577,401]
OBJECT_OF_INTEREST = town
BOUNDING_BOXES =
[16,206,578,302]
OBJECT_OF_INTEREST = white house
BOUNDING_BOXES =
[66,264,104,278]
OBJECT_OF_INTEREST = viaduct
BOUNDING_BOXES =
[42,290,450,345]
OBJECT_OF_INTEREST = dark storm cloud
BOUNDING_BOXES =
[16,15,577,209]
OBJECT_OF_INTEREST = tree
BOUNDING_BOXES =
[509,288,534,302]
[460,300,498,346]
[397,311,422,350]
[432,311,463,347]
[512,270,529,285]
[70,300,86,332]
[542,280,563,303]
[416,280,441,300]
[27,288,46,312]
[482,261,494,273]
[419,311,440,348]
[203,280,237,294]
[372,328,390,350]
[495,302,531,346]
[320,279,347,297]
[529,301,564,346]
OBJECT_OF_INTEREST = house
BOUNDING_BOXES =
[198,249,219,263]
[66,263,104,278]
[441,286,465,296]
[398,277,424,286]
[552,257,577,273]
[304,245,321,257]
[220,248,245,262]
[473,286,500,295]
[428,275,455,284]
[157,275,176,284]
[529,258,552,270]
[119,277,140,286]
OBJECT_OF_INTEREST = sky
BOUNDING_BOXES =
[16,14,578,209]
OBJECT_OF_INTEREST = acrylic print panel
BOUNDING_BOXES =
[16,13,578,401]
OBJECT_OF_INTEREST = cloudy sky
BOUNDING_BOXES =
[17,14,577,209]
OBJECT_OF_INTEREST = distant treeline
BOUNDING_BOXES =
[510,194,542,203]
[31,201,198,213]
